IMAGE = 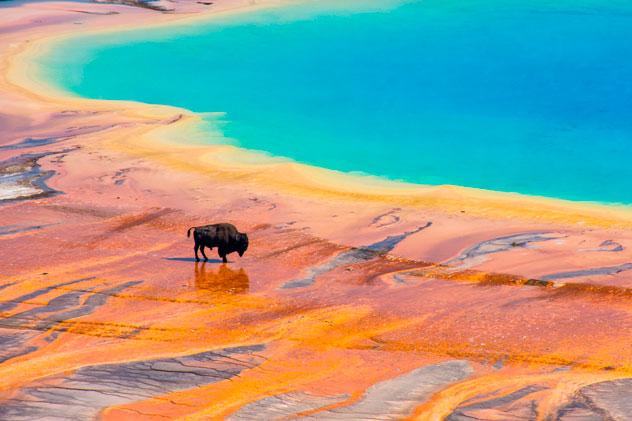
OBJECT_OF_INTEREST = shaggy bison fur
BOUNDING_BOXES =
[187,223,249,263]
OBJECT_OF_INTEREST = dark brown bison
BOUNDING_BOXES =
[187,223,249,263]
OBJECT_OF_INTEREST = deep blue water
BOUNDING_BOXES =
[42,0,632,203]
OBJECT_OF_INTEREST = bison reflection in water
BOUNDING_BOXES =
[194,262,249,294]
[187,223,249,263]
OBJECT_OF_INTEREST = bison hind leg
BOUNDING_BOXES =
[194,242,200,262]
[200,245,209,262]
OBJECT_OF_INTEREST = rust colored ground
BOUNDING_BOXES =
[1,1,632,420]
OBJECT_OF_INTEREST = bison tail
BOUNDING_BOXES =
[187,227,195,238]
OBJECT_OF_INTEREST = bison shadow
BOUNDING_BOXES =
[165,257,226,264]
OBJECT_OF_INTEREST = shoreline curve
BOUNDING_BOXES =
[6,0,632,232]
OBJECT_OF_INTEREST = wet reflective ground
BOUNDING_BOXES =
[3,193,632,419]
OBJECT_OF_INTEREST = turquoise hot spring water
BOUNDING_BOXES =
[40,0,632,204]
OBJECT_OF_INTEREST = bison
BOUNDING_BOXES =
[187,223,249,263]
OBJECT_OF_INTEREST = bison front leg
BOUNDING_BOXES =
[218,247,228,263]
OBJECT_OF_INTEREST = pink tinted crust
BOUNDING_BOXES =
[2,1,632,419]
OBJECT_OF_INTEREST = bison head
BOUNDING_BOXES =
[237,233,249,257]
